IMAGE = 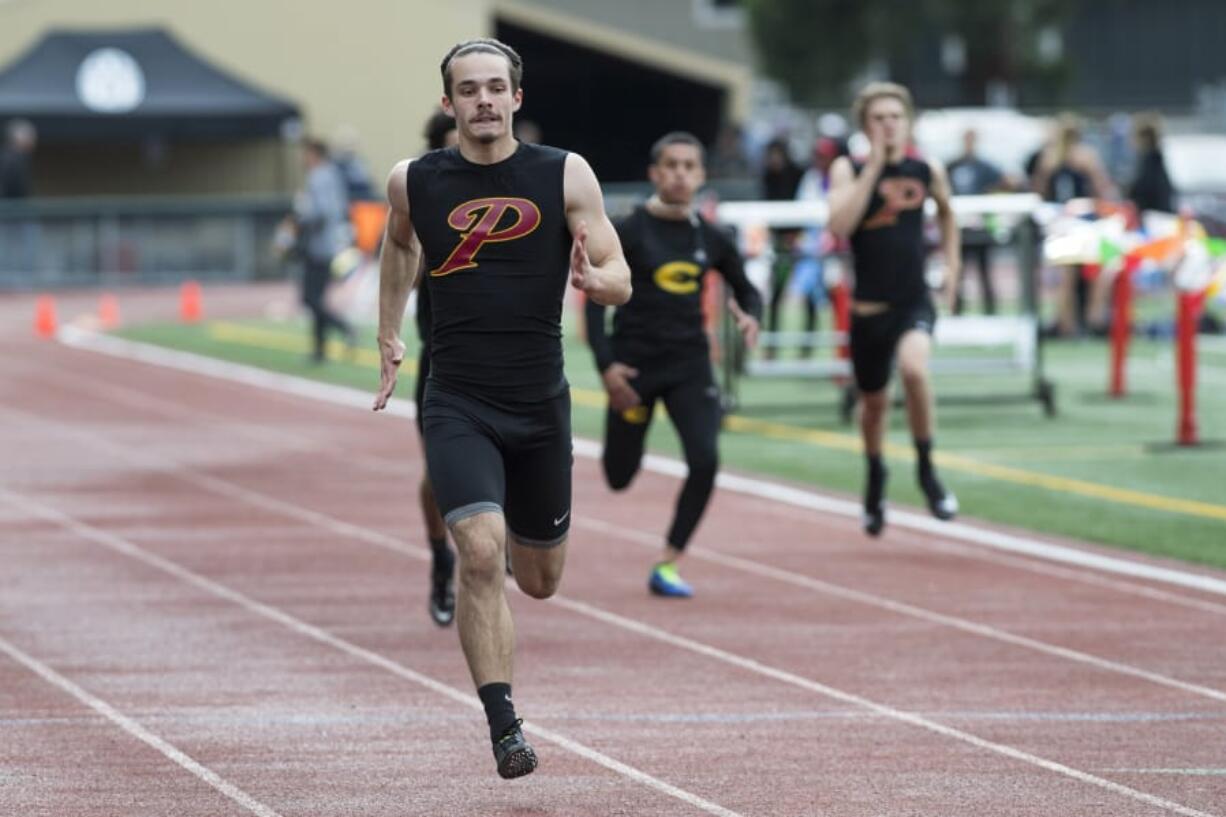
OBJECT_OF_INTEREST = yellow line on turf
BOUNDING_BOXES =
[206,321,1226,524]
[957,445,1149,463]
[209,321,416,375]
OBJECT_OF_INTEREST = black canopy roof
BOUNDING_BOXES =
[0,28,300,142]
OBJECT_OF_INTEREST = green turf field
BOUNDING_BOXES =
[117,314,1226,570]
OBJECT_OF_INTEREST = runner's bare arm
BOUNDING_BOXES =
[828,122,890,238]
[564,153,631,306]
[929,159,961,310]
[373,159,423,411]
[827,155,878,239]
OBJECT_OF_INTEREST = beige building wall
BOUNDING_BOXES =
[0,1,754,195]
[0,0,492,194]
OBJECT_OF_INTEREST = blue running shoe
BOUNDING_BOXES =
[648,562,693,598]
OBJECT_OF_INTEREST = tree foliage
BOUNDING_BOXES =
[744,0,1078,106]
[743,0,907,106]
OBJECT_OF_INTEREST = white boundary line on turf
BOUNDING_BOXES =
[56,326,1226,598]
[0,628,283,817]
[0,488,744,817]
[4,481,1219,817]
[59,369,1226,620]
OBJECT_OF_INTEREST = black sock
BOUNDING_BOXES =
[430,536,454,582]
[477,682,518,742]
[865,454,887,511]
[914,439,946,498]
[915,439,933,477]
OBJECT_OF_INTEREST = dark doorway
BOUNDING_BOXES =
[496,20,726,182]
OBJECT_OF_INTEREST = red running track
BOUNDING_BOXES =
[1,287,1225,817]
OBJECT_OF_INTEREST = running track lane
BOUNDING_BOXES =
[1,307,1225,814]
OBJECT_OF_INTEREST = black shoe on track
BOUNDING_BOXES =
[493,719,537,779]
[863,462,888,537]
[428,575,454,627]
[919,470,958,521]
[863,503,886,537]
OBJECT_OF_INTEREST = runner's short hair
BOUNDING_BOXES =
[852,82,914,128]
[650,131,706,164]
[440,38,523,97]
[423,109,456,151]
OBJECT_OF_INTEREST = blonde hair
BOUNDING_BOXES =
[1053,112,1083,163]
[1133,111,1163,153]
[853,82,914,129]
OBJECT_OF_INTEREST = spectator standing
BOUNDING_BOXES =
[1031,115,1118,336]
[947,128,1004,314]
[760,138,804,349]
[294,138,355,362]
[1129,113,1175,215]
[2,119,39,274]
[332,124,378,202]
[0,119,36,199]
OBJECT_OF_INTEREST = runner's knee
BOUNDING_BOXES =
[898,359,927,388]
[861,389,889,414]
[515,563,561,600]
[453,517,504,588]
[510,539,565,600]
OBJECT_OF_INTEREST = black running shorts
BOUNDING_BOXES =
[849,298,936,393]
[414,346,430,437]
[421,380,573,547]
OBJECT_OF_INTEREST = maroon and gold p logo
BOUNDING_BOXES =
[862,178,927,230]
[431,197,542,277]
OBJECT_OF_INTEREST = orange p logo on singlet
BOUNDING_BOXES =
[861,177,927,230]
[431,197,542,277]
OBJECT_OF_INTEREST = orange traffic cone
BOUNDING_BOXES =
[180,280,202,323]
[99,293,121,330]
[34,295,58,339]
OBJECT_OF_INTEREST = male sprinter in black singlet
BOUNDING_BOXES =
[372,39,631,779]
[827,82,960,536]
[586,132,761,597]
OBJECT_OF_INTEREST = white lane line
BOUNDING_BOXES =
[58,326,1226,599]
[546,594,1222,817]
[0,631,284,817]
[0,488,743,817]
[576,518,1226,705]
[63,366,1226,619]
[1099,769,1226,777]
[5,424,1222,817]
[9,390,1226,710]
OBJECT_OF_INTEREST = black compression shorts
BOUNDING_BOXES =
[849,298,936,393]
[414,346,429,437]
[421,380,573,547]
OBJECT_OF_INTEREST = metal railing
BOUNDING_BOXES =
[0,195,293,290]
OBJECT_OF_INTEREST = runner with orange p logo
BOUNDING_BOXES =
[431,196,542,276]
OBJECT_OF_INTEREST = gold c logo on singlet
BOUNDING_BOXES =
[431,197,542,277]
[653,260,702,294]
[862,177,927,230]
